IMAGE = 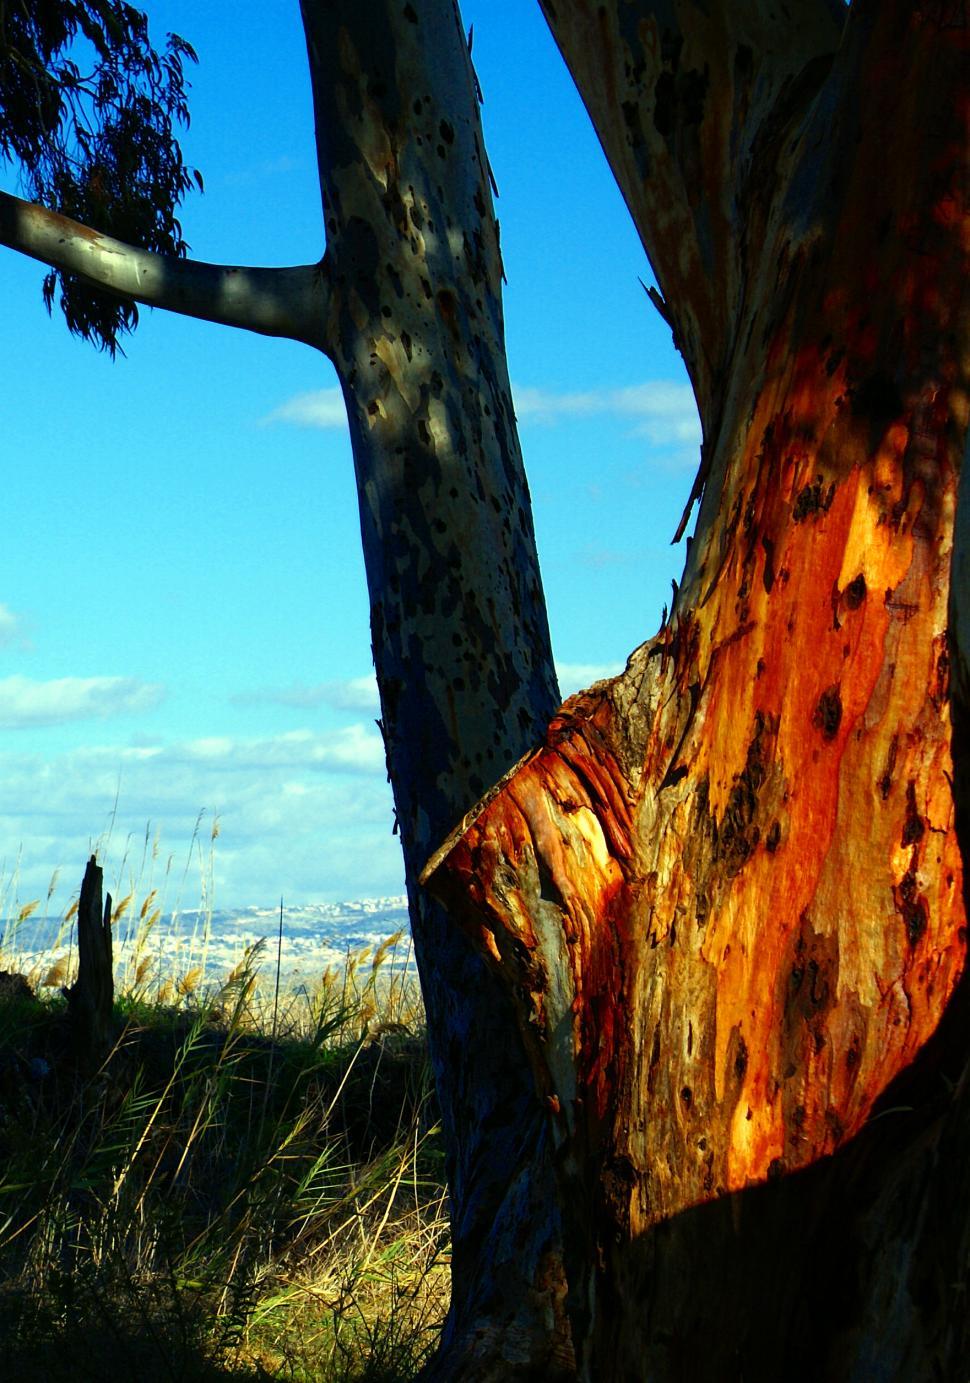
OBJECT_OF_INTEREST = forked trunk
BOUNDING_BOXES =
[427,2,970,1375]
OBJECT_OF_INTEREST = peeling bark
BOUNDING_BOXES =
[427,1,970,1373]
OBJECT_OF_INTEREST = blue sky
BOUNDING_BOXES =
[0,2,698,912]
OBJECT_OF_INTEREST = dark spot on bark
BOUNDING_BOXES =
[902,780,925,846]
[436,289,459,339]
[850,370,904,432]
[403,2,418,20]
[647,1025,662,1096]
[680,66,708,125]
[400,329,412,361]
[734,1038,748,1082]
[417,419,431,448]
[932,643,950,711]
[825,346,846,377]
[652,62,709,137]
[680,1086,693,1106]
[536,853,566,915]
[756,658,766,678]
[783,915,838,1071]
[878,733,899,800]
[768,1157,787,1180]
[602,1155,637,1235]
[713,711,774,876]
[766,820,781,853]
[846,1037,861,1070]
[813,686,842,741]
[844,573,867,609]
[687,1021,693,1056]
[367,400,380,417]
[825,1109,845,1146]
[895,865,929,946]
[659,762,688,790]
[793,478,836,523]
[761,535,775,592]
[792,1104,806,1129]
[438,119,454,144]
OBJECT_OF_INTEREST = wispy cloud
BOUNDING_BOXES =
[261,387,348,429]
[168,726,384,776]
[0,603,29,650]
[233,676,380,714]
[261,380,700,452]
[221,153,306,187]
[0,676,164,728]
[237,666,631,712]
[513,380,701,451]
[556,661,624,697]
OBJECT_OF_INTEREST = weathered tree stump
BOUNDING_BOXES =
[67,855,114,1071]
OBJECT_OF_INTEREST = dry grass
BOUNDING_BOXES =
[0,849,450,1382]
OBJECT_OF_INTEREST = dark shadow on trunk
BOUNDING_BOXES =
[582,958,970,1381]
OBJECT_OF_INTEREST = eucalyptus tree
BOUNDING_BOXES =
[1,1,968,1379]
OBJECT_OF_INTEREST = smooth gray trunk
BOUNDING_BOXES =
[299,2,571,1371]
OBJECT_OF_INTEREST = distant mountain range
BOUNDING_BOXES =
[1,897,416,990]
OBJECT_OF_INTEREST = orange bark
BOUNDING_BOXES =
[425,1,969,1301]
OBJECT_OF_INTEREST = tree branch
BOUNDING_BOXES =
[538,0,845,426]
[0,190,329,349]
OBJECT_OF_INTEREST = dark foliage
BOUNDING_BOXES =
[0,0,200,353]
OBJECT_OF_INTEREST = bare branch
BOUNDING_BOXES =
[0,190,329,349]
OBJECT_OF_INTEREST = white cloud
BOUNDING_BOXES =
[0,676,164,728]
[174,726,385,775]
[556,661,624,698]
[0,724,399,913]
[261,387,348,429]
[0,603,26,649]
[233,676,380,714]
[262,380,701,453]
[513,379,701,452]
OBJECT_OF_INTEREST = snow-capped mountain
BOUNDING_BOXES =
[2,897,416,990]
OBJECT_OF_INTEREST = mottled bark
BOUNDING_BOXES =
[4,0,968,1374]
[0,1,572,1369]
[428,1,970,1375]
[300,4,571,1375]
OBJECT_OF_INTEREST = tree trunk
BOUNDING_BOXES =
[4,0,966,1374]
[298,3,573,1373]
[426,1,970,1374]
[67,855,114,1073]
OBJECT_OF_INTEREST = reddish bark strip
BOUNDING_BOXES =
[426,1,968,1371]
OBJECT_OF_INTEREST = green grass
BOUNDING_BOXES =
[0,933,450,1381]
